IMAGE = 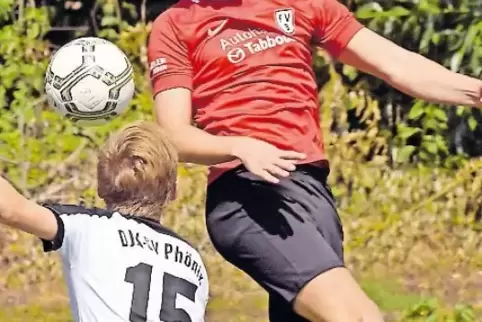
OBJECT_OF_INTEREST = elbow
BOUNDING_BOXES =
[371,48,420,85]
[383,69,409,91]
[0,178,29,226]
[0,197,30,225]
[0,206,17,226]
[157,119,185,141]
[159,124,191,159]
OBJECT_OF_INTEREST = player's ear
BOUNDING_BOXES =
[169,181,177,201]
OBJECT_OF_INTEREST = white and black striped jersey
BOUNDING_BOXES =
[41,204,209,322]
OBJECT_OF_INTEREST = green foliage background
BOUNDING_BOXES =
[0,0,482,321]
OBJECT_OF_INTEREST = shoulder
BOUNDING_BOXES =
[43,203,115,220]
[151,0,193,32]
[40,204,114,253]
[45,204,196,248]
[43,205,187,244]
[42,204,200,257]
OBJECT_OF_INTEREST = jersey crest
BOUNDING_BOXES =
[274,8,295,35]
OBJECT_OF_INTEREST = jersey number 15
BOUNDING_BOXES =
[125,262,198,322]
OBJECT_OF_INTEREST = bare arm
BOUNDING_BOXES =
[338,28,482,107]
[149,15,305,182]
[154,88,241,165]
[154,88,305,182]
[0,177,58,240]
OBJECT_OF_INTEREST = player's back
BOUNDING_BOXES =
[43,204,209,322]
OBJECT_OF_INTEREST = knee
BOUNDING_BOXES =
[295,291,385,322]
[292,267,385,322]
[312,300,384,322]
[316,303,384,322]
[338,300,384,322]
[355,301,384,322]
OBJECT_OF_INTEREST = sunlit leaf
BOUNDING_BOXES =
[355,2,384,19]
[408,101,425,120]
[468,116,477,131]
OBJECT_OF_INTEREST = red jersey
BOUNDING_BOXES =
[148,0,363,183]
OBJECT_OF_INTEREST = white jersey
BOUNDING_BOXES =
[41,204,209,322]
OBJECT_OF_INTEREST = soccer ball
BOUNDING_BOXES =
[44,37,135,125]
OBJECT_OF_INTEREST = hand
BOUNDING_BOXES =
[231,137,306,184]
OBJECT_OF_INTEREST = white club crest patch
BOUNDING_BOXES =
[274,8,295,35]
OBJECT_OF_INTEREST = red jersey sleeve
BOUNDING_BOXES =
[148,14,193,96]
[312,0,364,58]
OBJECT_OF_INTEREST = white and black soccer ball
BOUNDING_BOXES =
[44,37,135,125]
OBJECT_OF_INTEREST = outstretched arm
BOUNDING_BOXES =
[0,176,58,240]
[338,28,482,107]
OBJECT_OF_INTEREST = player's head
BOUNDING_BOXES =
[97,121,177,220]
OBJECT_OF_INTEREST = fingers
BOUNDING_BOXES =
[278,150,307,160]
[257,170,281,184]
[241,144,307,184]
[249,160,295,184]
[265,164,290,178]
[272,159,297,171]
[249,163,288,184]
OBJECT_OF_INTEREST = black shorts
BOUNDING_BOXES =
[205,164,345,321]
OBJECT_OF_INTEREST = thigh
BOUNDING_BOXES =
[205,167,344,306]
[292,166,345,261]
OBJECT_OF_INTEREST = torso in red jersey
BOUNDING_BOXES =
[148,0,363,183]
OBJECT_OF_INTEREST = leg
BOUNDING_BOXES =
[206,166,383,322]
[268,269,383,322]
[291,166,384,322]
[293,267,383,322]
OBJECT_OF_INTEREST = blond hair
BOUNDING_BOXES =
[97,121,177,220]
